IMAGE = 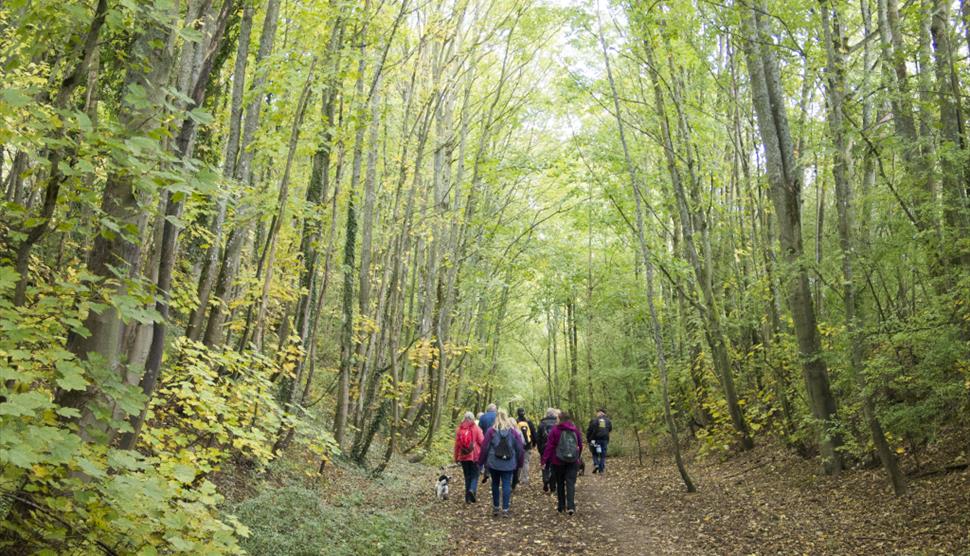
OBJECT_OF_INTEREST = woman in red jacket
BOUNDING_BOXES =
[454,411,485,503]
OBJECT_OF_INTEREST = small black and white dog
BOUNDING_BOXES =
[435,474,450,500]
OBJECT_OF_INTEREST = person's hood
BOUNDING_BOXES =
[459,420,478,431]
[555,421,581,434]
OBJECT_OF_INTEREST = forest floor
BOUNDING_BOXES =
[431,445,970,555]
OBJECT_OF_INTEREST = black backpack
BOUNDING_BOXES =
[493,430,513,461]
[537,419,554,449]
[556,429,579,463]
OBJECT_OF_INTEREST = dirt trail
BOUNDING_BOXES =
[433,458,662,556]
[431,447,970,556]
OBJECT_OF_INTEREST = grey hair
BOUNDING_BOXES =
[545,407,559,418]
[486,403,497,412]
[463,411,475,422]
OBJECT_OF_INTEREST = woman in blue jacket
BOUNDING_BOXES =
[477,410,524,517]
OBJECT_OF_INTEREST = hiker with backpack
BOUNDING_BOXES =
[477,404,498,485]
[478,403,498,434]
[541,411,583,515]
[586,408,613,474]
[454,411,485,504]
[477,410,525,517]
[514,408,537,487]
[535,408,559,493]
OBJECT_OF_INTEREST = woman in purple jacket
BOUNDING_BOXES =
[541,411,584,515]
[477,410,525,517]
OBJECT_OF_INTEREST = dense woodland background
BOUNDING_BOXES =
[1,0,968,552]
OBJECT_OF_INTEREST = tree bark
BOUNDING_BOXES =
[60,2,177,439]
[187,1,254,342]
[641,31,753,450]
[741,1,843,473]
[820,0,906,493]
[203,0,282,348]
[600,12,695,491]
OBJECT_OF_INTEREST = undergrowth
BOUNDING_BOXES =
[226,458,446,556]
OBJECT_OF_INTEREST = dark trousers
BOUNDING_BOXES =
[460,461,479,498]
[552,462,579,512]
[592,439,609,471]
[489,469,513,510]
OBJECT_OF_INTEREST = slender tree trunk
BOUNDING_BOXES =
[641,31,753,450]
[187,1,253,342]
[821,0,907,494]
[600,12,694,490]
[930,0,970,250]
[203,0,282,348]
[334,186,358,449]
[61,3,177,437]
[12,0,109,306]
[741,2,843,473]
[251,63,316,350]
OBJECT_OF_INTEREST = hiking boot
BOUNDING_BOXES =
[469,491,476,503]
[492,507,499,517]
[501,509,510,518]
[567,509,575,516]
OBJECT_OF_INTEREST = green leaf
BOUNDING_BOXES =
[179,26,204,43]
[76,457,106,479]
[166,534,195,552]
[0,266,18,290]
[55,407,81,418]
[1,88,32,108]
[0,391,51,417]
[187,108,213,125]
[107,449,143,471]
[1,442,39,468]
[55,360,88,391]
[171,463,196,484]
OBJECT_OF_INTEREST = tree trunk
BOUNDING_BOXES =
[117,0,235,449]
[12,0,109,306]
[741,2,843,473]
[61,3,176,439]
[187,1,253,342]
[930,0,970,251]
[203,0,282,348]
[820,0,906,494]
[334,184,358,449]
[641,32,753,450]
[600,13,694,491]
[250,62,316,350]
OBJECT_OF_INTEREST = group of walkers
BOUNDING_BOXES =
[453,404,613,517]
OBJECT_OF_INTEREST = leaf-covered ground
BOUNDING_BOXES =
[431,447,970,555]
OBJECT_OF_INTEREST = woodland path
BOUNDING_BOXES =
[430,448,970,555]
[432,457,660,556]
